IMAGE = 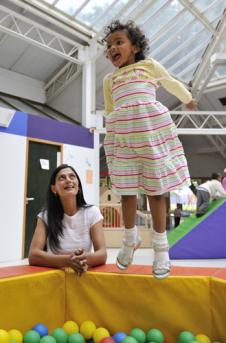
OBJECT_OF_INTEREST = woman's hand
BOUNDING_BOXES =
[69,249,89,276]
[185,99,197,110]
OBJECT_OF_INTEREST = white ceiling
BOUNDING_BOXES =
[0,0,226,172]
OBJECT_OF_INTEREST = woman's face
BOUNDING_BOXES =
[51,167,79,198]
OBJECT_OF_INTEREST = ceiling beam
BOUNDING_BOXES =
[192,10,226,95]
[0,67,46,103]
[0,4,84,64]
[11,0,93,42]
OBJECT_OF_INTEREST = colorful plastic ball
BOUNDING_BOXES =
[146,329,164,343]
[80,320,96,339]
[178,331,195,343]
[130,328,145,343]
[195,334,211,343]
[51,328,68,343]
[0,330,10,343]
[100,337,115,343]
[93,328,110,343]
[23,330,40,343]
[63,321,79,335]
[122,337,137,343]
[112,332,127,343]
[8,329,23,343]
[40,336,57,343]
[33,323,48,337]
[68,333,85,343]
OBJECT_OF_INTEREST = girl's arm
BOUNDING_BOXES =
[153,59,196,106]
[103,74,114,115]
[28,218,76,269]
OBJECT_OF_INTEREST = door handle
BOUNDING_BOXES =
[26,197,35,205]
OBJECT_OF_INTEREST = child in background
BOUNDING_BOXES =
[196,172,226,217]
[222,168,226,191]
[174,203,183,228]
[103,20,197,279]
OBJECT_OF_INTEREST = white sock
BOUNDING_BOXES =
[124,226,138,244]
[152,230,169,262]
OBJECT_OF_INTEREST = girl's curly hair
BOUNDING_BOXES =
[103,20,149,62]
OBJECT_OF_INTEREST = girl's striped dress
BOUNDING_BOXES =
[103,58,192,196]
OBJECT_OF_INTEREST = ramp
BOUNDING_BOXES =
[169,199,226,259]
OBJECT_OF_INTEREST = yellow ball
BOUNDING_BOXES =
[195,334,211,343]
[63,321,79,335]
[8,329,23,343]
[80,320,96,340]
[93,328,110,343]
[0,329,10,343]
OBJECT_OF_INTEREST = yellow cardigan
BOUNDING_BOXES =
[103,58,192,115]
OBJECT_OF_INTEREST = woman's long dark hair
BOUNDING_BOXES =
[45,164,88,251]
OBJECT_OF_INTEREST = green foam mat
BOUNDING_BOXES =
[168,198,226,247]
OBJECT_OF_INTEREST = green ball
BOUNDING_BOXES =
[130,329,145,343]
[122,337,137,343]
[23,330,40,343]
[146,329,164,343]
[68,333,85,343]
[40,336,57,343]
[178,331,195,343]
[51,328,68,343]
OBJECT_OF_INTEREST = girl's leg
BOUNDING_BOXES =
[116,195,141,269]
[121,195,137,228]
[147,194,171,279]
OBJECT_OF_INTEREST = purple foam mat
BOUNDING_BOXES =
[170,201,226,259]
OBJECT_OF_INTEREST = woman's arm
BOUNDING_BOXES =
[28,218,75,269]
[89,219,107,267]
[72,220,107,269]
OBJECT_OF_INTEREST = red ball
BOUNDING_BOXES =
[100,338,115,343]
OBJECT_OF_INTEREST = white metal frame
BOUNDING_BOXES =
[0,4,84,63]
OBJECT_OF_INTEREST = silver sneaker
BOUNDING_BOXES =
[152,260,171,279]
[116,237,142,270]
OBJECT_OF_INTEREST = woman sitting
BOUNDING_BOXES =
[29,164,107,275]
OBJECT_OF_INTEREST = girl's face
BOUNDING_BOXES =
[106,30,140,68]
[51,167,79,198]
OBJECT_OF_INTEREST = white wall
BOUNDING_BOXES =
[0,130,98,263]
[0,133,26,262]
[63,143,99,205]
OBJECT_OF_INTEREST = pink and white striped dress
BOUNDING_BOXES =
[103,59,191,196]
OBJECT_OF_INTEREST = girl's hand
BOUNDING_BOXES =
[70,249,88,276]
[185,99,197,110]
[89,127,96,133]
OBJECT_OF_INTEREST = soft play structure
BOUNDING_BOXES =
[0,265,226,341]
[169,199,226,259]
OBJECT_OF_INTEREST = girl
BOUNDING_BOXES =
[29,164,107,275]
[103,20,196,279]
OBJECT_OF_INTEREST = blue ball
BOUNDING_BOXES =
[33,323,48,337]
[113,332,127,343]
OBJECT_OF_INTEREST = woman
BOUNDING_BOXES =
[29,164,107,275]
